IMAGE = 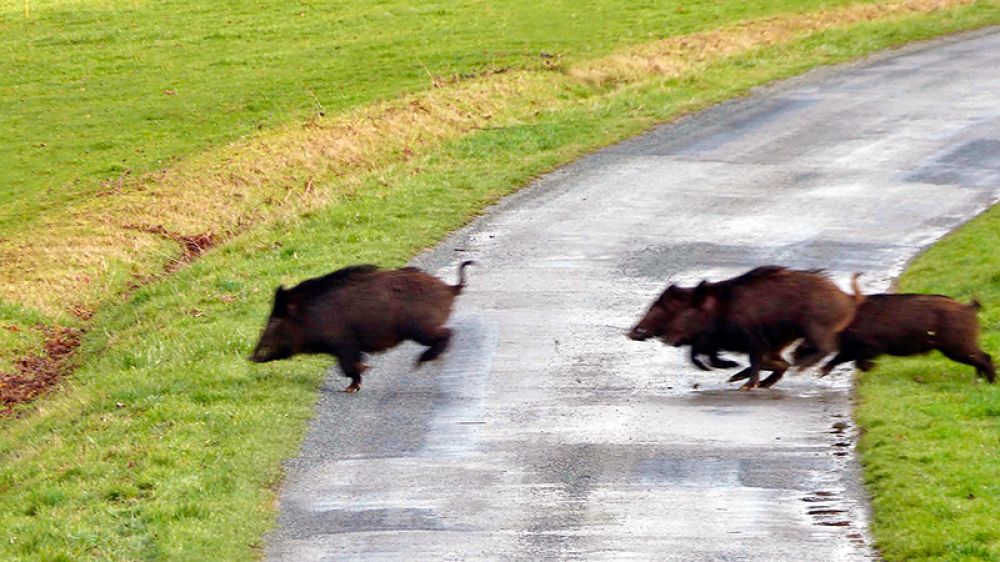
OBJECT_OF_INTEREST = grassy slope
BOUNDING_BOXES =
[0,2,998,561]
[857,206,1000,561]
[0,0,868,369]
[0,0,847,237]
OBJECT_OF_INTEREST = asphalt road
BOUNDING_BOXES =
[267,30,1000,561]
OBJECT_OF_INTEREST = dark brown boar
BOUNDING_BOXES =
[250,261,474,393]
[794,294,995,382]
[630,266,861,389]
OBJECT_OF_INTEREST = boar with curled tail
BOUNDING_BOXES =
[250,261,475,393]
[794,294,995,382]
[629,266,862,390]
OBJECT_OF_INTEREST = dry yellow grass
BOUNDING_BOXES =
[0,0,974,318]
[571,0,973,85]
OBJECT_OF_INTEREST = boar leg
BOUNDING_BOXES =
[737,333,769,390]
[727,369,752,382]
[818,351,854,376]
[414,326,453,365]
[690,350,739,371]
[980,352,995,383]
[941,347,995,383]
[758,354,791,388]
[739,352,763,390]
[690,339,740,371]
[855,358,877,372]
[709,354,740,369]
[728,352,784,383]
[335,346,367,393]
[689,347,712,371]
[793,326,839,370]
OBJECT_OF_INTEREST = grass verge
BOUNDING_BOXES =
[857,205,1000,561]
[1,0,976,322]
[0,0,860,236]
[0,2,998,560]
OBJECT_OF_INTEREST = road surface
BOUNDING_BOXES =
[267,30,1000,561]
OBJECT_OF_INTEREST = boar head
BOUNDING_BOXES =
[628,285,694,342]
[250,286,303,363]
[629,281,721,346]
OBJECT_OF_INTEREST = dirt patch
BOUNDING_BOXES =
[123,224,219,272]
[0,326,82,416]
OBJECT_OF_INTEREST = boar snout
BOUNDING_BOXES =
[628,326,652,341]
[249,346,274,363]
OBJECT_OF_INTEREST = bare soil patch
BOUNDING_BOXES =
[0,326,82,416]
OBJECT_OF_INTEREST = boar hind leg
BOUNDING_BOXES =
[980,352,995,383]
[414,326,453,365]
[794,326,838,370]
[941,347,995,383]
[818,351,854,376]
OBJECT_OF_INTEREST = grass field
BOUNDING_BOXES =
[1,0,847,236]
[1,0,998,559]
[856,205,1000,561]
[0,0,892,369]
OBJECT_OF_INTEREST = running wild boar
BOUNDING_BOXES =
[250,261,475,393]
[794,293,995,382]
[629,266,861,389]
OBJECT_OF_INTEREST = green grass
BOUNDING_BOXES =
[0,0,858,237]
[857,206,1000,562]
[1,0,999,560]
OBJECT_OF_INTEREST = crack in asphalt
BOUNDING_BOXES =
[267,30,1000,561]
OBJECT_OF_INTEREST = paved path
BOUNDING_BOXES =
[267,30,1000,561]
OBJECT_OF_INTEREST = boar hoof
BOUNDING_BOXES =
[344,383,362,393]
[739,382,758,391]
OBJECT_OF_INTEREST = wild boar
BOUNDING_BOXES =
[794,294,995,382]
[250,261,475,393]
[629,266,861,389]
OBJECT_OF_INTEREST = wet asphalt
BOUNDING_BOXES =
[266,30,1000,561]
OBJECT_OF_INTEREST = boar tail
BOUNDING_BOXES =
[970,298,982,311]
[850,272,865,304]
[452,260,476,294]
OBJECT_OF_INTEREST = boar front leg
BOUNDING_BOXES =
[818,351,855,376]
[335,345,367,393]
[758,354,790,388]
[709,354,741,369]
[689,347,711,371]
[737,333,768,390]
[941,347,996,383]
[740,351,763,391]
[690,343,740,371]
[728,350,784,384]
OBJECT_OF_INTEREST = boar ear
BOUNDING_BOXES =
[692,281,717,311]
[273,286,289,313]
